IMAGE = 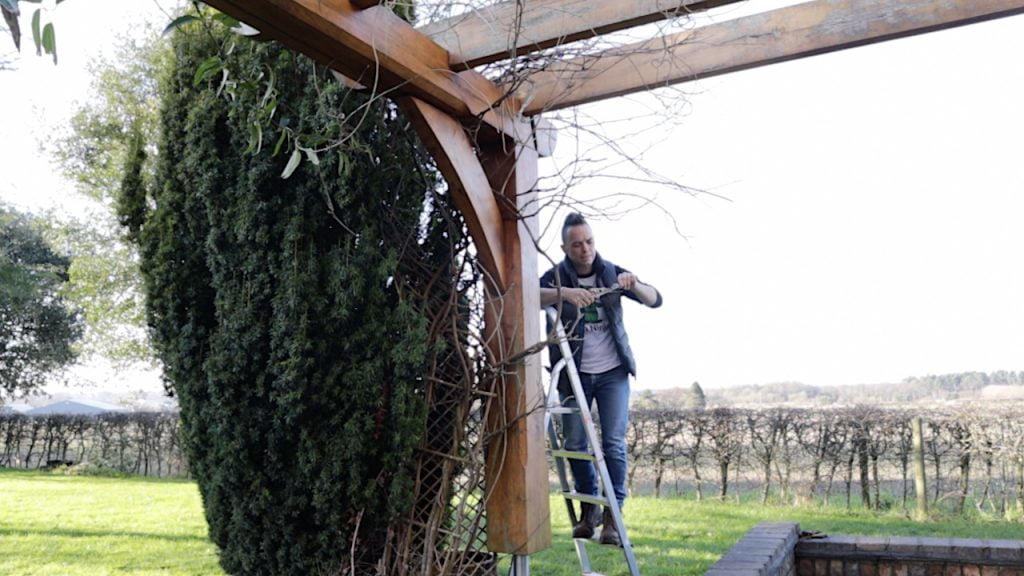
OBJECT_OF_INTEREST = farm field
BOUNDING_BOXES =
[1,468,1021,576]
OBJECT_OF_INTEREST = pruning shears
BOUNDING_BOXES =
[587,286,623,297]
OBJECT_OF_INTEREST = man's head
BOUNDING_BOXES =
[561,212,595,274]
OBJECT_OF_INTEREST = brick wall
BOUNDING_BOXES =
[705,522,1024,576]
[795,535,1024,576]
[704,521,799,576]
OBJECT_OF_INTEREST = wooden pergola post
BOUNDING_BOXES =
[477,142,549,553]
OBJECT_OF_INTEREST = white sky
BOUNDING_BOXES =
[2,1,1022,393]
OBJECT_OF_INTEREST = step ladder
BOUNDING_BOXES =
[541,306,640,576]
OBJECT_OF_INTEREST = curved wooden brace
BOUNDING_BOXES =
[400,96,551,555]
[397,96,508,291]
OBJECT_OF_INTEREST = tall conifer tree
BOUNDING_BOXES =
[126,22,464,574]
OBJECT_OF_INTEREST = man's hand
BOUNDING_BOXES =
[567,287,596,308]
[616,272,639,291]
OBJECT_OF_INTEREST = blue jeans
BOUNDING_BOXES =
[560,365,630,507]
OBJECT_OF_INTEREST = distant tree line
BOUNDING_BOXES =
[697,371,1024,407]
[5,402,1024,521]
[624,404,1024,519]
[0,412,187,477]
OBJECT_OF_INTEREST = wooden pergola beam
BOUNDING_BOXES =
[514,0,1024,115]
[418,0,744,68]
[202,0,526,140]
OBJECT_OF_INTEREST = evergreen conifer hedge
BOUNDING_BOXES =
[125,22,468,574]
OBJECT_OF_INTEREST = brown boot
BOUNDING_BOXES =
[599,508,622,547]
[572,503,600,539]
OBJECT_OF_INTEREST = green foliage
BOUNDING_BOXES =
[45,28,169,368]
[127,21,457,575]
[688,381,706,409]
[0,205,82,397]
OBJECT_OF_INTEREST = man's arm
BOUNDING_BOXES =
[540,286,597,309]
[616,271,662,308]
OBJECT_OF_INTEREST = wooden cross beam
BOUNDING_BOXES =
[418,0,746,68]
[513,0,1024,114]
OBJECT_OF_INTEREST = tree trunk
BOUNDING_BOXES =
[761,459,772,505]
[956,451,971,516]
[718,459,730,500]
[692,457,704,502]
[912,417,928,521]
[858,436,871,509]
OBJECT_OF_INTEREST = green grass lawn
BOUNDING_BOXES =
[0,468,222,576]
[2,468,1021,576]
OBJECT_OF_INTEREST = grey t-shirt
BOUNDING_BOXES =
[577,274,621,374]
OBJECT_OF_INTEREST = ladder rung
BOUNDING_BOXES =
[560,491,611,506]
[547,406,581,415]
[551,449,595,461]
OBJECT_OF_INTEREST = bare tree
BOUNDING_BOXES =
[705,407,743,501]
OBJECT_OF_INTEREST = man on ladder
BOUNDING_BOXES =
[540,212,663,545]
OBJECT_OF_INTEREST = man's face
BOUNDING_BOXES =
[562,223,595,273]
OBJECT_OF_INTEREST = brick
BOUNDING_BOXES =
[981,566,999,576]
[821,536,861,554]
[878,562,893,576]
[888,538,922,555]
[986,540,1024,563]
[944,565,963,576]
[909,563,927,576]
[925,564,945,576]
[861,562,878,576]
[830,559,845,576]
[950,539,990,563]
[962,565,980,576]
[856,538,890,554]
[816,558,829,576]
[845,561,860,576]
[781,555,796,576]
[712,560,770,571]
[918,539,956,560]
[997,569,1020,576]
[799,558,815,576]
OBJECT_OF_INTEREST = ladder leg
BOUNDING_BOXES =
[509,554,529,576]
[544,308,641,576]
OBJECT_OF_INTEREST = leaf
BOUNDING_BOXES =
[216,67,230,97]
[31,8,40,56]
[232,22,262,37]
[259,66,275,108]
[41,21,54,64]
[193,56,222,87]
[212,12,239,29]
[263,98,277,120]
[300,147,319,166]
[272,130,287,157]
[243,122,262,156]
[162,14,199,37]
[281,148,301,179]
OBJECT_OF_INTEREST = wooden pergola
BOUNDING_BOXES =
[203,0,1024,556]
